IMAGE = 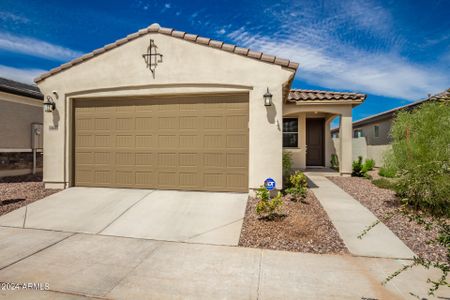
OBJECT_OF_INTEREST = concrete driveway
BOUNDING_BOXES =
[0,187,248,246]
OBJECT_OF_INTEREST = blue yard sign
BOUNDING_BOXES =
[264,178,276,191]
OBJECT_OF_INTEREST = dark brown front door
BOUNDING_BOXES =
[306,118,325,166]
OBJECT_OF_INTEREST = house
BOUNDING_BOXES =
[35,23,365,192]
[0,77,44,177]
[331,89,450,166]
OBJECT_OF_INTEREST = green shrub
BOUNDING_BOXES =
[372,178,397,191]
[282,151,293,185]
[352,156,367,177]
[364,159,375,171]
[255,186,283,219]
[330,154,339,171]
[386,101,450,216]
[378,165,396,178]
[285,171,308,199]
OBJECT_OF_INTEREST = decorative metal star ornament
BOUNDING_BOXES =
[142,39,163,77]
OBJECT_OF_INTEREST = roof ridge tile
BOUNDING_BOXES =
[34,23,298,83]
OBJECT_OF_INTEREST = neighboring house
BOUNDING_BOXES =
[35,23,365,192]
[0,77,44,177]
[331,89,450,166]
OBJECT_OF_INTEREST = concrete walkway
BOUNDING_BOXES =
[305,173,415,259]
[1,226,448,299]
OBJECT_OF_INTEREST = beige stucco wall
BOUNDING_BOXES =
[0,92,42,150]
[36,32,294,190]
[332,137,367,161]
[332,138,392,167]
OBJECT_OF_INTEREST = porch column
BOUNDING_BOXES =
[339,110,352,176]
[324,116,333,167]
[298,113,306,169]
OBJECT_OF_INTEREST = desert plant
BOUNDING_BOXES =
[371,178,397,191]
[364,159,375,171]
[285,170,308,199]
[385,101,450,216]
[282,151,293,185]
[352,156,367,177]
[378,165,396,178]
[330,154,339,171]
[255,186,283,220]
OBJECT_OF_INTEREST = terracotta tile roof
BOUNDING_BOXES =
[0,77,43,100]
[34,23,299,83]
[288,89,366,102]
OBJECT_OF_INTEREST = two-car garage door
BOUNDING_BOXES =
[73,94,249,192]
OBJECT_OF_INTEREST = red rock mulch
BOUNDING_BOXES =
[239,191,348,254]
[0,174,60,217]
[328,176,447,262]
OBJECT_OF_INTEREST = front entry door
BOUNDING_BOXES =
[306,118,325,166]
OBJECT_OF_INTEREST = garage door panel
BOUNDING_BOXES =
[158,153,178,167]
[226,115,248,129]
[115,171,135,186]
[76,134,94,147]
[204,135,226,148]
[204,173,226,189]
[135,135,154,148]
[227,173,247,189]
[74,94,248,192]
[116,135,134,148]
[115,152,135,166]
[179,172,201,189]
[94,169,113,185]
[204,152,225,168]
[135,152,154,165]
[158,172,179,187]
[179,135,201,148]
[116,117,134,130]
[179,116,200,129]
[158,116,179,129]
[179,152,200,167]
[204,116,225,129]
[95,135,113,147]
[94,152,111,165]
[135,171,155,186]
[226,134,248,148]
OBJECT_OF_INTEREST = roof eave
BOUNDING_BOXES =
[34,23,298,84]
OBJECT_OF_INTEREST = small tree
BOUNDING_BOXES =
[386,101,450,216]
[285,171,308,200]
[255,186,283,220]
[282,151,293,185]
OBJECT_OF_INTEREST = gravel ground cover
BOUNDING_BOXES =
[328,176,447,262]
[0,174,60,217]
[239,191,348,254]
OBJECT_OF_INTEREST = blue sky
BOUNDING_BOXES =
[0,0,449,124]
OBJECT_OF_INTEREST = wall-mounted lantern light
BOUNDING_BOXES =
[43,96,56,113]
[263,88,273,106]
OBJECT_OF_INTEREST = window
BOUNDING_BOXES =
[353,129,363,138]
[283,118,298,147]
[374,125,379,138]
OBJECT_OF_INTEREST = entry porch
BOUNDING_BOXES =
[282,90,367,176]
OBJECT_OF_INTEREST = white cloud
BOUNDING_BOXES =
[0,32,83,61]
[164,3,171,9]
[0,12,29,24]
[0,65,47,84]
[223,1,449,100]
